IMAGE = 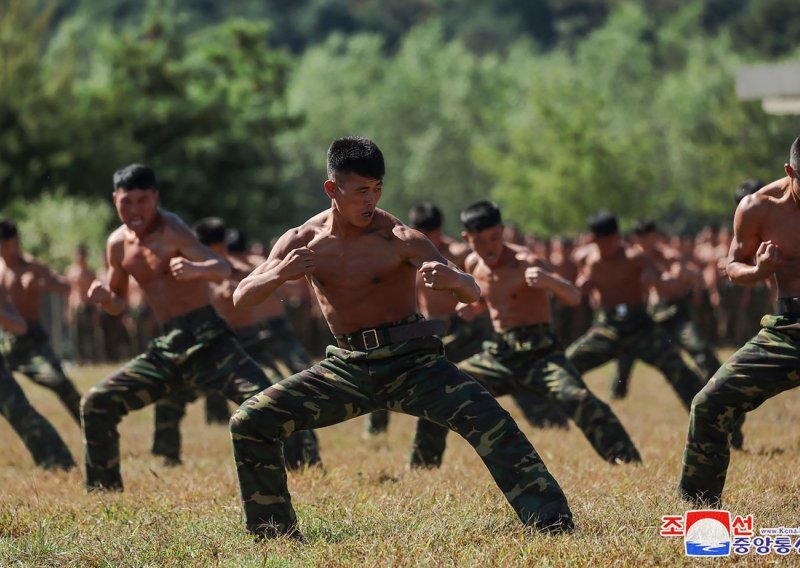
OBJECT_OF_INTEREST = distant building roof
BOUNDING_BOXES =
[736,62,800,114]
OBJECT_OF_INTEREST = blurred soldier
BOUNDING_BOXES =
[66,244,99,364]
[0,285,75,470]
[0,219,82,423]
[565,211,704,414]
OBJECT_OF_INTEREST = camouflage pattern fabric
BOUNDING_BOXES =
[81,306,273,490]
[412,324,641,468]
[1,323,82,423]
[611,296,720,398]
[0,354,75,470]
[230,325,573,538]
[366,313,493,438]
[70,304,99,364]
[150,323,320,470]
[679,313,800,506]
[565,305,704,410]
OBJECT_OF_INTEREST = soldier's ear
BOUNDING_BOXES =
[323,179,336,200]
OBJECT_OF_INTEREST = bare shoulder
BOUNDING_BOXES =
[464,250,481,273]
[161,211,197,242]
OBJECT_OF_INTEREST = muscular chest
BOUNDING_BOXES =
[590,258,640,289]
[121,241,173,284]
[760,218,800,258]
[475,264,525,302]
[310,234,404,291]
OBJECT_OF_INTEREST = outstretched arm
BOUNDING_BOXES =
[169,217,231,283]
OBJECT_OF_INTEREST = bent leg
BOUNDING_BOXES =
[610,354,634,399]
[565,323,619,375]
[15,343,82,424]
[230,358,373,537]
[82,354,176,490]
[0,366,74,470]
[392,355,572,530]
[680,324,800,505]
[636,327,704,410]
[152,387,199,463]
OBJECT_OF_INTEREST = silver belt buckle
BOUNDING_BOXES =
[362,329,380,350]
[615,304,628,318]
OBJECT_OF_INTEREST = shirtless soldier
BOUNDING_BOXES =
[66,244,99,364]
[565,212,705,412]
[81,164,271,491]
[0,219,82,423]
[0,286,75,470]
[413,202,641,468]
[230,136,573,539]
[151,217,320,469]
[680,137,800,506]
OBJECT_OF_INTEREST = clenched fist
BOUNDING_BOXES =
[419,261,459,290]
[279,247,315,280]
[87,279,113,305]
[169,257,198,281]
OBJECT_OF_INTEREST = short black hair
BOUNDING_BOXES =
[460,201,502,233]
[326,136,385,180]
[734,179,763,204]
[225,228,247,253]
[791,136,800,171]
[632,218,657,236]
[193,217,226,246]
[113,164,156,192]
[588,210,619,236]
[408,201,443,232]
[0,218,18,241]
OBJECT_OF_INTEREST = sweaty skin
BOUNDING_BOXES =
[234,172,479,332]
[89,207,230,323]
[727,175,800,295]
[462,231,580,331]
[0,240,69,325]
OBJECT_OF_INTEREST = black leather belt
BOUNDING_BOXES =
[335,318,447,351]
[161,305,218,333]
[777,297,800,316]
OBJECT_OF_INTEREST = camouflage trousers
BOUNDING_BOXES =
[612,297,720,397]
[230,332,572,537]
[70,304,99,364]
[412,324,641,468]
[1,323,82,424]
[0,354,75,470]
[679,314,800,505]
[566,306,704,410]
[81,305,272,490]
[151,323,321,470]
[365,313,493,437]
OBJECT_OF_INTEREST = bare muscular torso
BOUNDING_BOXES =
[732,177,800,297]
[580,245,650,308]
[109,213,213,324]
[66,263,95,311]
[0,256,56,324]
[467,243,553,332]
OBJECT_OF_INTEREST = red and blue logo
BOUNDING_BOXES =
[684,510,731,557]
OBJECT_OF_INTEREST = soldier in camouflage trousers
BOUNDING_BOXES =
[1,324,83,423]
[567,306,704,409]
[0,355,75,470]
[680,148,800,507]
[230,138,574,539]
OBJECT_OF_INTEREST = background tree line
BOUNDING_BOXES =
[2,0,800,268]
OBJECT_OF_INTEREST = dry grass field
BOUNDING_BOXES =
[1,355,799,566]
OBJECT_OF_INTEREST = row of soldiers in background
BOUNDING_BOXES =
[8,180,771,387]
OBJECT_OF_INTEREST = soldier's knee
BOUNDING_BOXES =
[80,388,114,419]
[229,405,282,441]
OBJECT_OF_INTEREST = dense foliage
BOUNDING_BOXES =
[2,0,800,258]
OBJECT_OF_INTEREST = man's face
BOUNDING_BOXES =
[325,171,382,228]
[113,188,159,234]
[594,233,620,257]
[463,225,504,267]
[634,231,658,253]
[0,236,21,261]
